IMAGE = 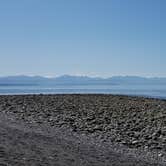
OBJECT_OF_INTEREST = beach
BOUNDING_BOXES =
[0,94,166,165]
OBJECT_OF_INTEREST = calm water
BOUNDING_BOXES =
[0,84,166,99]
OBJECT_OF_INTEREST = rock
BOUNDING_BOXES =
[132,140,139,145]
[158,153,163,157]
[94,125,102,131]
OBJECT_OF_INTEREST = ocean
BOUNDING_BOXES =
[0,84,166,99]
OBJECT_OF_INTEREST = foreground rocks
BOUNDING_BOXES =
[0,94,166,164]
[0,113,161,166]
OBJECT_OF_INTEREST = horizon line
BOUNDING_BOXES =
[0,74,166,79]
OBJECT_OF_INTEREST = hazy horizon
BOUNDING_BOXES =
[0,74,166,98]
[1,74,166,79]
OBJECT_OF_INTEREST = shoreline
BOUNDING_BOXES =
[0,93,166,100]
[0,94,166,165]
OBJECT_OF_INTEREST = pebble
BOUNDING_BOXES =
[0,94,166,156]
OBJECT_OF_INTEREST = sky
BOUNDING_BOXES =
[0,0,165,77]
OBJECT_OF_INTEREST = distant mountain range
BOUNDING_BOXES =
[0,75,166,86]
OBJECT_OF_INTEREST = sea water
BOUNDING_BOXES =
[0,84,166,99]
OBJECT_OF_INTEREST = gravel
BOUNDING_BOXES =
[0,94,166,165]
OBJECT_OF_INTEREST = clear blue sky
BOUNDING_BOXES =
[0,0,165,77]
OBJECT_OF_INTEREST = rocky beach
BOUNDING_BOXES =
[0,94,166,166]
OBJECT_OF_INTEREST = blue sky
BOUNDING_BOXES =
[0,0,165,77]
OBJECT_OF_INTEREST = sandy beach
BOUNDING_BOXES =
[0,94,166,166]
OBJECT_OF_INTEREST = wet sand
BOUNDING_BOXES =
[0,94,166,165]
